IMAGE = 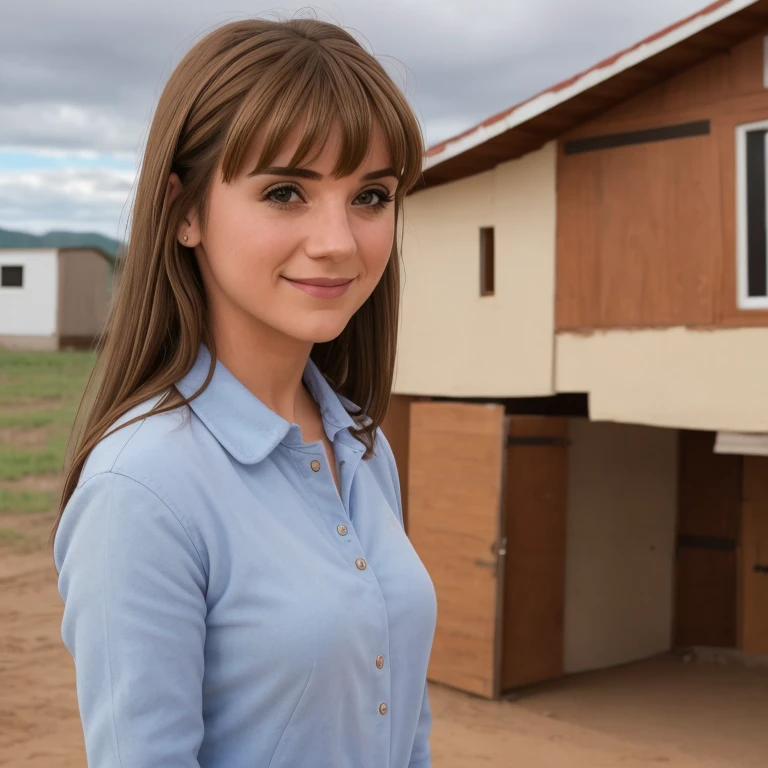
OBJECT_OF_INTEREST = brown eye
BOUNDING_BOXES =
[357,191,376,205]
[269,186,297,204]
[355,189,392,207]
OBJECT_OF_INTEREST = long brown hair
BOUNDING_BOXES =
[51,17,424,543]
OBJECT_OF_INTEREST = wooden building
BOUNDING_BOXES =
[0,245,114,351]
[386,0,768,700]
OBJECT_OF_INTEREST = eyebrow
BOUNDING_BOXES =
[247,166,400,181]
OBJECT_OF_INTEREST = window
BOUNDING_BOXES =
[1,265,23,288]
[737,120,768,309]
[480,227,494,297]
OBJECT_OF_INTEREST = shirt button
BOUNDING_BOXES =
[310,459,321,472]
[355,557,367,571]
[379,702,388,715]
[376,655,384,669]
[337,524,348,536]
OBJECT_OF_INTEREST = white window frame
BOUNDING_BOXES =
[736,119,768,310]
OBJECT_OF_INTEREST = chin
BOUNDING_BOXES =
[285,315,351,345]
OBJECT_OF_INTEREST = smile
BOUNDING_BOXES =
[282,276,355,299]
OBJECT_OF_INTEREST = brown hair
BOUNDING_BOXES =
[51,17,424,543]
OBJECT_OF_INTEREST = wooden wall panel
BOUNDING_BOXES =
[674,430,740,649]
[557,133,719,330]
[501,416,567,691]
[677,430,741,540]
[728,34,768,97]
[381,394,415,531]
[556,30,768,332]
[555,151,600,329]
[741,457,768,654]
[408,402,506,699]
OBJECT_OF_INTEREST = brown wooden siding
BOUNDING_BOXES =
[57,249,112,344]
[674,430,740,649]
[557,31,768,331]
[741,456,768,654]
[380,394,416,531]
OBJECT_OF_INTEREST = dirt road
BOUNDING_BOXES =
[2,543,768,767]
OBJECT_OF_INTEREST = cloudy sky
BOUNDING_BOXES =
[0,0,714,240]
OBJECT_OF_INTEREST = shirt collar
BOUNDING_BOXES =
[175,343,359,464]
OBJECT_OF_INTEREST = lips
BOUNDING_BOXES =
[282,276,355,299]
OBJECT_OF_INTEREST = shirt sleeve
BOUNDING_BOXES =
[54,470,208,768]
[378,428,434,767]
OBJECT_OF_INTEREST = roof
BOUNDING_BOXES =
[420,0,768,189]
[0,227,121,263]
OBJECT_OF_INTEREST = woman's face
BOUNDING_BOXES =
[170,121,398,348]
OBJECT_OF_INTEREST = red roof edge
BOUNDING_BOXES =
[424,0,738,158]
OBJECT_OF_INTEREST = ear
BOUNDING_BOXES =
[166,172,201,247]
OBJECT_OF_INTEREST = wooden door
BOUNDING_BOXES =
[408,402,507,699]
[501,416,568,691]
[674,430,740,648]
[741,456,768,654]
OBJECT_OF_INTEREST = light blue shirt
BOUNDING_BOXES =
[54,342,437,768]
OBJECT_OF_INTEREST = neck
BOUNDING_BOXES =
[210,310,315,425]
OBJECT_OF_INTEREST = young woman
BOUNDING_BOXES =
[52,17,437,768]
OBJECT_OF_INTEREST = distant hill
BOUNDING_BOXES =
[0,227,124,260]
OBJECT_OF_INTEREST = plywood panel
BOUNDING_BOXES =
[557,132,719,330]
[742,455,768,503]
[741,500,768,654]
[555,151,600,329]
[381,394,415,531]
[501,416,567,690]
[728,33,768,97]
[678,430,741,539]
[674,429,739,648]
[598,135,717,328]
[556,30,768,332]
[675,548,737,648]
[408,402,506,699]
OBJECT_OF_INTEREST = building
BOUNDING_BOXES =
[384,0,768,700]
[0,245,115,351]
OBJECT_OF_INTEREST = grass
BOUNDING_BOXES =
[0,527,24,540]
[0,489,57,515]
[0,406,82,430]
[0,349,95,403]
[0,349,95,483]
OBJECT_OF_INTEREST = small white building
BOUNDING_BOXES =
[0,246,114,351]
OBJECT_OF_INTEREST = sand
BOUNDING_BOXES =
[2,546,767,767]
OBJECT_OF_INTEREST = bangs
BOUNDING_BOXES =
[219,40,423,193]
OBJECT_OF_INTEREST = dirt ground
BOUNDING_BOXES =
[2,541,768,767]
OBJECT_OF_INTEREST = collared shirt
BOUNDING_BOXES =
[54,342,437,768]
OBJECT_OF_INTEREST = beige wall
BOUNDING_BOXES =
[395,142,557,397]
[57,249,112,338]
[556,327,768,433]
[564,418,678,674]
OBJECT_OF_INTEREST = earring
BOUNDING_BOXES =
[183,235,188,242]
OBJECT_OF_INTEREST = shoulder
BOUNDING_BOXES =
[79,389,224,493]
[74,391,215,536]
[58,393,211,575]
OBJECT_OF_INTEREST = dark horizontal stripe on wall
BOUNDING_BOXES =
[507,436,571,447]
[677,534,736,552]
[564,120,711,155]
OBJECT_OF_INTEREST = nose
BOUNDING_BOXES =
[304,202,357,262]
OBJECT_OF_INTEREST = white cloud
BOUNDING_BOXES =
[0,167,136,238]
[0,103,144,157]
[0,0,715,235]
